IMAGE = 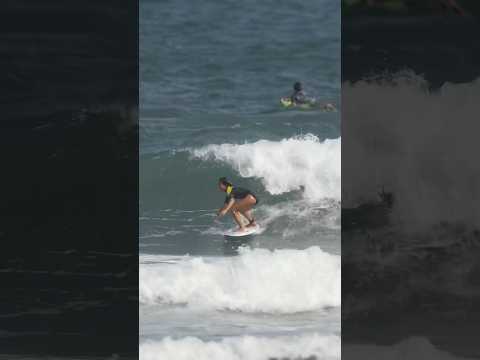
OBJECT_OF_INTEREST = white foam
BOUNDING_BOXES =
[140,333,340,360]
[191,135,341,202]
[259,199,340,237]
[139,246,340,313]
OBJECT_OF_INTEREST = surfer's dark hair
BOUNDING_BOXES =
[218,177,232,187]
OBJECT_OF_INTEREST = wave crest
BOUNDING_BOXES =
[140,246,340,313]
[191,135,341,202]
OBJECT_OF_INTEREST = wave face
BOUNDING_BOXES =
[140,246,340,313]
[140,333,340,360]
[191,135,341,202]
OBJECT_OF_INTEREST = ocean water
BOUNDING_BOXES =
[140,0,341,359]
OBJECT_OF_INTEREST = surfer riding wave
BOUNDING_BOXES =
[216,177,258,232]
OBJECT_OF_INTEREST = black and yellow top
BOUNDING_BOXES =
[224,185,258,204]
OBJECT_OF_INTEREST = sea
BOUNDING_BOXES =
[139,0,341,359]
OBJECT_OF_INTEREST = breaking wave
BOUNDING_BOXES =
[140,246,340,313]
[191,135,341,202]
[140,333,340,360]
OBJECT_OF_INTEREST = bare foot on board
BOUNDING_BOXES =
[246,220,257,228]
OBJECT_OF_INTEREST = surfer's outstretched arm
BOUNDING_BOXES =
[217,198,235,217]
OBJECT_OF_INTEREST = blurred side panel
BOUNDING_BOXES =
[0,0,138,357]
[342,1,480,358]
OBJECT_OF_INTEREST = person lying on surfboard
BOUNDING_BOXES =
[280,82,336,111]
[216,177,258,232]
[290,81,309,105]
[280,82,319,108]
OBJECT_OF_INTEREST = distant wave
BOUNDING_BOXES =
[140,246,340,313]
[140,333,340,360]
[191,135,341,202]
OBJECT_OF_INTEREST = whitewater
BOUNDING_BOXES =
[139,135,341,359]
[140,246,340,312]
[140,0,340,358]
[191,135,341,202]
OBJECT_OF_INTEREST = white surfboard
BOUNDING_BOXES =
[223,225,260,237]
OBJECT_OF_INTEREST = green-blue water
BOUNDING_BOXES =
[140,0,341,358]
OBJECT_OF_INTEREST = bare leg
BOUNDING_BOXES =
[229,195,257,231]
[241,209,253,222]
[240,209,256,227]
[231,210,246,231]
[233,195,257,228]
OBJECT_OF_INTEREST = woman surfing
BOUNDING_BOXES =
[216,177,258,232]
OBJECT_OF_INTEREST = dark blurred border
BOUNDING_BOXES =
[0,1,138,357]
[342,1,480,358]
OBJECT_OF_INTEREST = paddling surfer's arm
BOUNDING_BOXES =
[217,198,235,217]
